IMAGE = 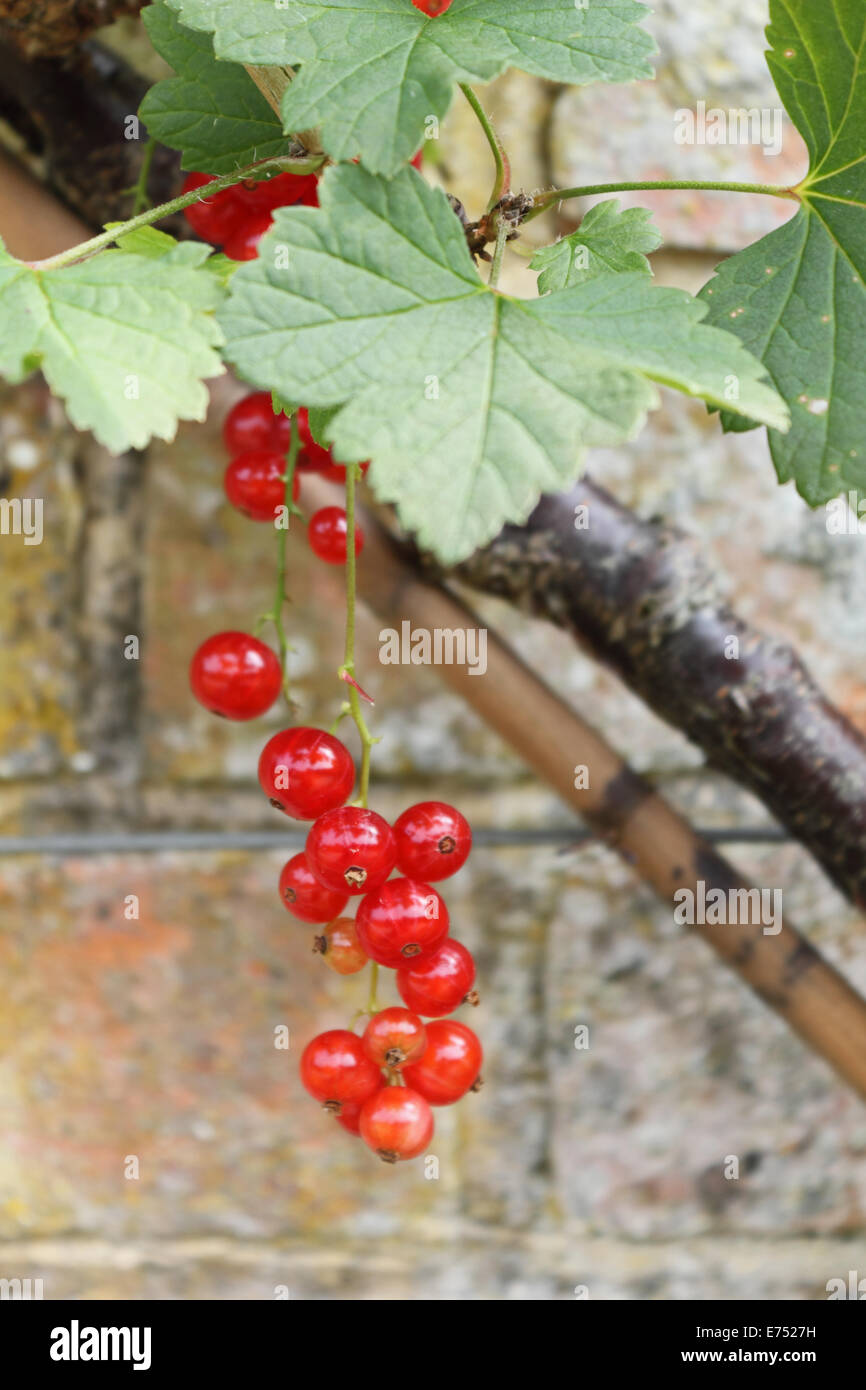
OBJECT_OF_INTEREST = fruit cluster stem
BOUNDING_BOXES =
[340,460,376,808]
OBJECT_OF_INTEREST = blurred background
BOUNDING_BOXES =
[0,0,865,1300]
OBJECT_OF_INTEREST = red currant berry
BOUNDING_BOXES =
[362,1008,426,1070]
[410,148,424,171]
[234,171,320,213]
[189,631,282,720]
[336,1101,367,1135]
[222,210,273,261]
[300,1030,382,1113]
[393,801,472,881]
[307,507,364,565]
[403,1020,482,1105]
[279,853,348,924]
[359,1085,434,1162]
[305,806,396,895]
[396,939,477,1017]
[224,449,299,521]
[296,407,333,470]
[356,878,449,968]
[181,172,246,244]
[258,727,355,820]
[312,917,368,975]
[411,0,453,15]
[223,392,292,456]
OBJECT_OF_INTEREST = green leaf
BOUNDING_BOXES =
[0,238,224,452]
[698,0,866,505]
[165,0,656,175]
[140,0,288,174]
[531,200,662,293]
[217,164,787,563]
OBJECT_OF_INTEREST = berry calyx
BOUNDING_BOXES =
[279,853,349,924]
[258,727,355,820]
[181,172,246,244]
[189,631,282,720]
[362,1008,426,1070]
[308,507,364,565]
[224,449,299,521]
[403,1020,482,1105]
[411,0,454,16]
[223,393,292,456]
[305,806,397,895]
[393,801,472,881]
[222,210,273,261]
[312,917,369,975]
[356,877,449,967]
[359,1085,434,1162]
[396,938,477,1016]
[300,1030,382,1112]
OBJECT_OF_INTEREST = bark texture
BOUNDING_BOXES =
[451,479,866,907]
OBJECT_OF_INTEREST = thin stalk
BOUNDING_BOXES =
[488,217,510,289]
[526,178,798,222]
[262,415,301,708]
[460,83,511,211]
[339,462,376,807]
[130,136,156,216]
[367,962,379,1015]
[25,153,326,270]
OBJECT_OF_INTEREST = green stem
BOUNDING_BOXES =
[340,462,376,807]
[460,83,511,212]
[267,415,301,709]
[488,217,510,289]
[25,153,326,271]
[130,137,157,216]
[526,178,797,223]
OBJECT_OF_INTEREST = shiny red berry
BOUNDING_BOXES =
[393,801,471,881]
[223,393,292,456]
[359,1085,434,1162]
[308,507,364,565]
[234,171,320,213]
[312,917,368,975]
[189,631,282,720]
[305,806,396,895]
[411,0,453,15]
[222,210,273,261]
[356,878,449,967]
[279,853,348,924]
[224,449,299,521]
[403,1020,482,1105]
[258,727,355,820]
[396,939,477,1016]
[300,1030,382,1113]
[411,148,424,171]
[181,172,246,244]
[336,1101,368,1135]
[362,1008,426,1070]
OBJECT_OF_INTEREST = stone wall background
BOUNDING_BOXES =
[0,2,865,1300]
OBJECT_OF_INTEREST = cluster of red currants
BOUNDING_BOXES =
[181,168,319,261]
[189,387,480,1165]
[259,726,480,1162]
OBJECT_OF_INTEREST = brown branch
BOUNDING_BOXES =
[0,38,184,231]
[0,2,143,58]
[446,479,866,910]
[301,475,866,1102]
